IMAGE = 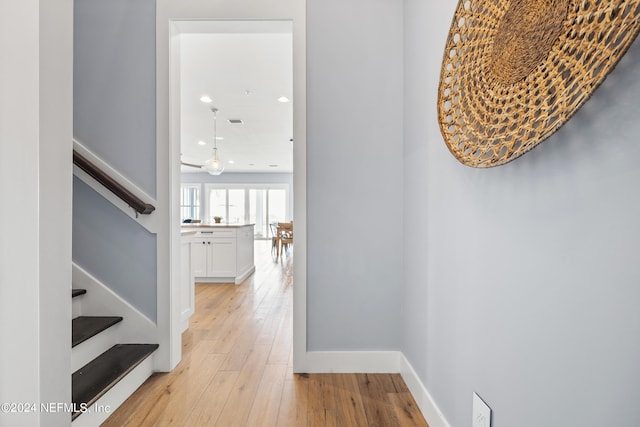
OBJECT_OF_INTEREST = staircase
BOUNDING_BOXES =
[71,288,157,426]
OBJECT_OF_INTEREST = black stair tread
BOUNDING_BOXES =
[72,289,87,298]
[71,344,158,420]
[72,316,123,347]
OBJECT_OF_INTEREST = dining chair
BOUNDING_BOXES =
[269,223,279,255]
[276,222,293,257]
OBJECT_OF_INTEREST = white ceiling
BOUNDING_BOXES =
[179,21,293,173]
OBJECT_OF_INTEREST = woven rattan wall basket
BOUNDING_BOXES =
[438,0,640,167]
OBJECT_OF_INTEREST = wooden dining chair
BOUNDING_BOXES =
[269,223,279,255]
[277,222,293,257]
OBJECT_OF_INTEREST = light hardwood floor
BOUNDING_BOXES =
[102,241,428,427]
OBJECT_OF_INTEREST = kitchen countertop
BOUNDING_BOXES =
[181,223,255,235]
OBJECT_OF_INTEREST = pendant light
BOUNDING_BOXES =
[202,107,224,175]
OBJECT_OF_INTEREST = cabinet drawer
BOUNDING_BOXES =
[196,229,237,238]
[210,237,236,246]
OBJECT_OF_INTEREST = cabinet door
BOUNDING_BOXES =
[207,238,237,277]
[190,240,208,278]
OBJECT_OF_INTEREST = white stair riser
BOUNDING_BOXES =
[72,323,121,372]
[73,264,156,346]
[71,354,155,427]
[72,296,84,317]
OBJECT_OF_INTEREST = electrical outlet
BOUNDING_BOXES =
[472,392,491,427]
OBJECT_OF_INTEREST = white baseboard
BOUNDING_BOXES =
[193,265,256,286]
[399,353,451,427]
[235,265,256,284]
[72,263,157,345]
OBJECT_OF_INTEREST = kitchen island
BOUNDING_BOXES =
[182,223,255,285]
[179,223,255,331]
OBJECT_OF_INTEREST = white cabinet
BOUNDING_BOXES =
[188,225,255,285]
[237,226,254,275]
[190,239,229,277]
[180,238,195,332]
[206,238,237,277]
[190,229,237,278]
[190,240,208,278]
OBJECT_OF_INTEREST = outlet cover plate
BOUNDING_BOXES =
[472,392,491,427]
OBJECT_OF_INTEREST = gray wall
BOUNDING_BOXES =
[73,0,158,321]
[306,0,404,350]
[403,1,640,426]
[74,0,156,197]
[73,177,158,320]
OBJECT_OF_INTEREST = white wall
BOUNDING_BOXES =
[0,0,73,425]
[306,0,404,350]
[403,1,640,426]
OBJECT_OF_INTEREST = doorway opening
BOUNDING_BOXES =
[168,19,304,370]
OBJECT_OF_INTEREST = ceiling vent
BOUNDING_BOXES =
[228,119,243,124]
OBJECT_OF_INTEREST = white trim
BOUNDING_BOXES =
[193,264,256,285]
[291,11,307,377]
[73,139,160,234]
[399,353,451,427]
[73,139,156,202]
[234,265,256,284]
[72,263,157,345]
[159,2,307,379]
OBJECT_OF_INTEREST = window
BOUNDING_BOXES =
[180,184,201,222]
[249,189,267,237]
[228,189,245,224]
[268,189,286,225]
[204,184,290,238]
[208,188,226,220]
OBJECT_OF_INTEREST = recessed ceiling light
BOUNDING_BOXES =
[269,164,278,168]
[277,96,290,103]
[228,119,243,124]
[200,95,212,103]
[216,137,224,140]
[249,163,255,166]
[228,160,235,164]
[198,140,206,146]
